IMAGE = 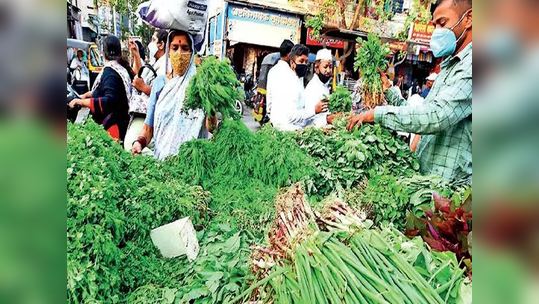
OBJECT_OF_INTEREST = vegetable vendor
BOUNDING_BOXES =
[347,0,472,184]
[268,44,328,131]
[131,30,217,160]
[304,49,337,127]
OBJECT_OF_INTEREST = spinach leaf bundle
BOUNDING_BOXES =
[328,85,352,113]
[293,121,419,201]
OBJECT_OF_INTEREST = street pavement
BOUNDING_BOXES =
[242,105,261,132]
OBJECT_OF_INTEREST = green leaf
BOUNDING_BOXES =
[188,287,210,300]
[222,232,241,253]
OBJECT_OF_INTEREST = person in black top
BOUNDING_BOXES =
[69,35,135,142]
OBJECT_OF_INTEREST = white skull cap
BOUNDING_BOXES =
[316,49,333,61]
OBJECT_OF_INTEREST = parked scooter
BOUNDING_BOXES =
[241,75,257,109]
[67,83,90,124]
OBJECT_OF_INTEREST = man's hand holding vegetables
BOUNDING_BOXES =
[305,49,334,127]
[348,0,473,184]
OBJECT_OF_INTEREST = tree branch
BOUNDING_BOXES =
[349,0,363,30]
[341,41,354,60]
[336,0,348,28]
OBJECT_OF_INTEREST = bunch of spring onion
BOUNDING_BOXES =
[264,229,446,304]
[315,199,366,233]
[252,185,316,273]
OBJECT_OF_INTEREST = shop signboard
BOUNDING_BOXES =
[306,28,345,49]
[213,40,223,60]
[410,22,435,43]
[98,6,111,35]
[227,4,301,48]
[388,41,407,52]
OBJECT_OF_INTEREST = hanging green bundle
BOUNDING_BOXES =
[354,33,391,109]
[185,56,244,120]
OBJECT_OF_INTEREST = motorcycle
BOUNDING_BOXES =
[241,75,257,109]
[67,83,90,124]
[235,85,245,116]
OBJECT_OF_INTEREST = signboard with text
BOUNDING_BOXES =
[388,41,407,52]
[306,28,345,49]
[227,4,301,48]
[410,22,435,43]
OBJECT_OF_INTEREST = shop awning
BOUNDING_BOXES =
[319,28,399,44]
[225,0,307,15]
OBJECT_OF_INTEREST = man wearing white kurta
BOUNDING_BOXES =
[267,44,328,131]
[266,40,294,121]
[305,49,334,127]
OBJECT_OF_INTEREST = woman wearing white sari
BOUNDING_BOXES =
[131,30,216,160]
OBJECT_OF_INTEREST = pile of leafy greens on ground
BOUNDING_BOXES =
[248,187,469,304]
[406,190,473,277]
[168,120,318,234]
[68,117,468,303]
[68,121,218,303]
[185,56,244,120]
[67,119,317,303]
[343,174,472,232]
[292,121,419,201]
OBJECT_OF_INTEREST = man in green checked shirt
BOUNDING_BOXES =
[348,0,472,184]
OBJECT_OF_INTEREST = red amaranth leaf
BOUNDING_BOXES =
[424,237,449,252]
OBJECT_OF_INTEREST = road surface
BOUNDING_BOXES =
[241,105,261,132]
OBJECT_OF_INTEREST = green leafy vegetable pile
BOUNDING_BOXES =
[67,121,215,303]
[354,33,391,109]
[406,190,473,277]
[327,85,352,113]
[249,187,468,304]
[185,56,244,120]
[169,120,317,233]
[344,174,471,233]
[68,116,469,303]
[127,225,254,304]
[67,120,317,303]
[380,226,469,304]
[293,122,419,201]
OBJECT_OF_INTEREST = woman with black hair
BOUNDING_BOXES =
[68,35,135,142]
[131,30,216,160]
[124,29,169,153]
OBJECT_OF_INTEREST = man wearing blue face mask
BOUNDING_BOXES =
[269,44,329,131]
[347,0,472,184]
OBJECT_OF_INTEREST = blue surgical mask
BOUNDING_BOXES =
[430,9,472,58]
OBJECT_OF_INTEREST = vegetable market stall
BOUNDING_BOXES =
[67,118,471,303]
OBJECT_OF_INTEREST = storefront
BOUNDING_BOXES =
[305,27,346,52]
[67,1,83,40]
[208,1,302,80]
[390,22,439,94]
